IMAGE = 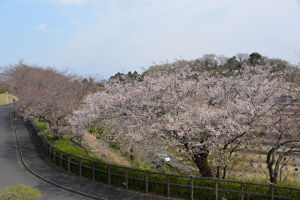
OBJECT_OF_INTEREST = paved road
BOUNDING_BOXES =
[0,105,162,200]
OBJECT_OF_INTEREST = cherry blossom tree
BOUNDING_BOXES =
[2,62,96,140]
[70,61,295,177]
[265,115,300,183]
[262,90,300,183]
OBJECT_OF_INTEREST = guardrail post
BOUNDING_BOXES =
[167,174,170,198]
[92,161,95,180]
[68,156,70,173]
[190,176,193,200]
[215,181,218,200]
[145,171,149,193]
[79,159,82,176]
[241,183,244,200]
[125,168,128,190]
[270,184,274,200]
[60,152,63,168]
[108,165,111,185]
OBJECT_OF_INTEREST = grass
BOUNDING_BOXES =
[44,133,98,160]
[35,121,97,160]
[0,88,10,94]
[35,121,47,131]
[0,184,41,200]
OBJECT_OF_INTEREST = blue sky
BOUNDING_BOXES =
[1,0,300,78]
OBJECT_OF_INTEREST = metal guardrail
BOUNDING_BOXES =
[12,115,104,200]
[26,119,300,200]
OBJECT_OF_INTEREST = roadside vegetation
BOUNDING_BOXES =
[36,121,98,161]
[0,88,10,94]
[0,184,41,200]
[1,53,300,192]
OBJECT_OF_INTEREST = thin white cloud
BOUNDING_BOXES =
[36,24,48,32]
[36,24,60,34]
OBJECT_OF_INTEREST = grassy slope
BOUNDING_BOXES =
[46,136,97,160]
[36,121,158,172]
[36,121,99,160]
[83,131,132,166]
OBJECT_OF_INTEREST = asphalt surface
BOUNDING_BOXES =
[0,105,162,200]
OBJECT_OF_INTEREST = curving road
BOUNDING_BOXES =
[0,105,162,200]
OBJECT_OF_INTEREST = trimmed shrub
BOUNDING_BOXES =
[0,184,41,200]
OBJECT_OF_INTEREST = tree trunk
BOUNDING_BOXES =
[216,166,220,179]
[51,127,61,140]
[48,120,61,140]
[266,149,275,183]
[269,175,277,184]
[266,148,281,184]
[272,155,283,184]
[183,143,213,177]
[70,136,91,155]
[222,166,227,179]
[192,152,213,177]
